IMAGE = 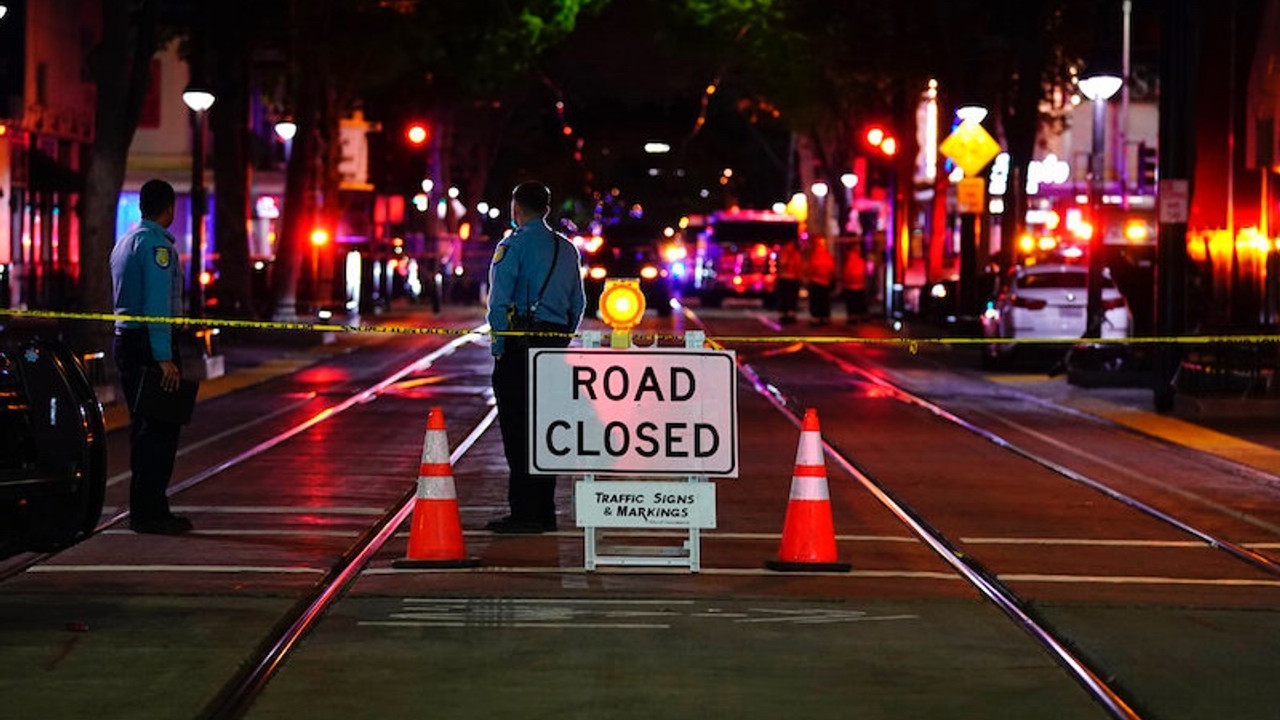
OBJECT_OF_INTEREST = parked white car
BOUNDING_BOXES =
[980,264,1131,368]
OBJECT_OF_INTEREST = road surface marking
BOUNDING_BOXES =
[29,564,324,574]
[1002,573,1280,587]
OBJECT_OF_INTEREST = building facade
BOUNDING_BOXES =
[0,0,99,310]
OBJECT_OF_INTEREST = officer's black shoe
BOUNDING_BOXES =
[486,516,555,534]
[130,515,193,535]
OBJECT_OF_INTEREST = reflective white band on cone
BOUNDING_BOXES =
[416,475,457,500]
[420,432,450,465]
[788,474,830,501]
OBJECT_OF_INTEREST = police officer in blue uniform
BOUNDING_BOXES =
[486,182,586,534]
[110,179,192,535]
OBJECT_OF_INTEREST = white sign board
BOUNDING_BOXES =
[574,481,717,528]
[1158,179,1190,224]
[529,348,738,477]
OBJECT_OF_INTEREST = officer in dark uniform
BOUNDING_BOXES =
[485,181,586,534]
[110,179,192,535]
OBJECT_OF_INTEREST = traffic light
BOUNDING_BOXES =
[864,126,896,156]
[405,122,430,146]
[1138,143,1157,190]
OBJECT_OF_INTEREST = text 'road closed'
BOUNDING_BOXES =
[529,349,738,476]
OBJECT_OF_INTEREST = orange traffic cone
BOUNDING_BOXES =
[393,407,480,569]
[765,408,851,572]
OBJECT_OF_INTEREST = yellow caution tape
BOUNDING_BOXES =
[2,307,1279,346]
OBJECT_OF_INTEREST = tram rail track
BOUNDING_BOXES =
[194,407,497,720]
[702,312,1280,720]
[6,310,1279,719]
[727,352,1140,720]
[0,327,489,584]
[802,342,1280,579]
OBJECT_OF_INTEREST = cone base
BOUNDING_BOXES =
[392,557,481,569]
[765,559,852,573]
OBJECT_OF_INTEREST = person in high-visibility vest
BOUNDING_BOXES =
[806,236,836,326]
[775,238,803,325]
[841,240,868,323]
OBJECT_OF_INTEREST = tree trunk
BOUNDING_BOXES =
[210,0,254,317]
[78,0,158,356]
[272,81,313,320]
[998,3,1047,274]
[272,0,316,320]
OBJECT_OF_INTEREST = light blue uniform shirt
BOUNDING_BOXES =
[487,218,586,356]
[110,219,184,362]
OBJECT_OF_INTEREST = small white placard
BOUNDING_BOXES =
[575,481,717,529]
[1158,179,1190,224]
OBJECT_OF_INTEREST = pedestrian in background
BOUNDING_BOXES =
[775,237,803,325]
[841,240,868,323]
[807,236,836,326]
[486,181,586,534]
[110,179,192,535]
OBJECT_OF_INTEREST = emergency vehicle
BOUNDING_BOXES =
[689,209,799,307]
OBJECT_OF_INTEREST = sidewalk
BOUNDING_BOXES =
[988,372,1280,473]
[99,303,487,433]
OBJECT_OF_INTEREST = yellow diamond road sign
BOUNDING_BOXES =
[939,122,1001,178]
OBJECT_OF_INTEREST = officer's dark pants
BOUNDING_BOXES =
[844,288,867,319]
[114,328,182,523]
[776,278,800,320]
[809,282,832,322]
[492,321,571,525]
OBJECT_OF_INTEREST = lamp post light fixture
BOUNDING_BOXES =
[1077,74,1122,338]
[273,118,297,164]
[273,119,297,141]
[183,85,215,318]
[955,105,989,125]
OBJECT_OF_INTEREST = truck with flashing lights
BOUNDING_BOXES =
[689,209,800,307]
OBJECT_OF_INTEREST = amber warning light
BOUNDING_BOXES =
[598,279,646,346]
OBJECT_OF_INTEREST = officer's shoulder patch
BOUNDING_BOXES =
[492,243,507,264]
[154,246,171,269]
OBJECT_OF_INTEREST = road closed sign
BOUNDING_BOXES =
[529,348,738,477]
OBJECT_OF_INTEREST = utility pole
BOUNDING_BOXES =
[1154,0,1200,412]
[1119,0,1132,205]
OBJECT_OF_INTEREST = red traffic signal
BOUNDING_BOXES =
[405,122,430,146]
[864,126,896,156]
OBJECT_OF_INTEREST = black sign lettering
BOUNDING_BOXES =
[666,422,688,457]
[604,421,630,457]
[694,423,719,457]
[572,366,597,400]
[603,365,629,400]
[671,367,696,401]
[577,421,600,456]
[547,420,571,456]
[635,366,664,401]
[635,422,659,457]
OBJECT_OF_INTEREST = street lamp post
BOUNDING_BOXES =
[1078,74,1122,339]
[274,118,297,163]
[182,85,216,319]
[954,105,990,322]
[810,181,829,239]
